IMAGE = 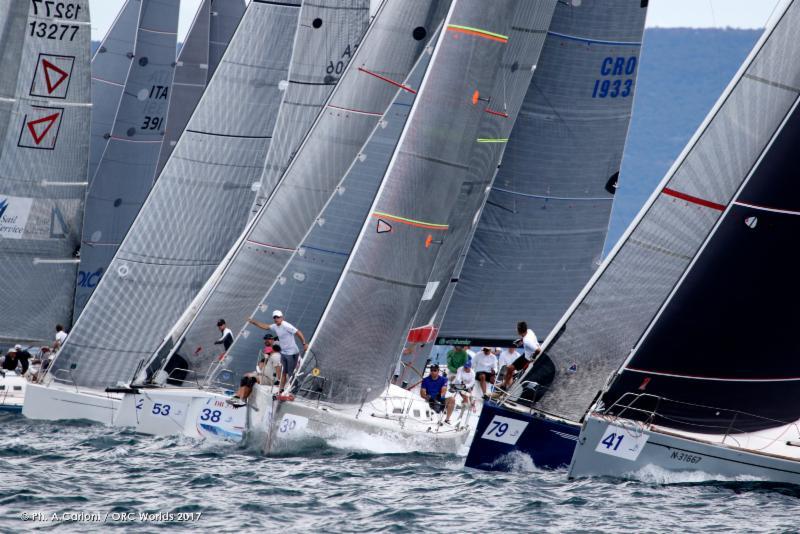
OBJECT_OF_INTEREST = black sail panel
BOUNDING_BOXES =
[604,100,800,433]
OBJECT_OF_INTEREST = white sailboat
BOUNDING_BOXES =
[251,0,557,454]
[569,0,800,485]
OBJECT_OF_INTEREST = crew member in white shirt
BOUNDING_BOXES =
[53,324,68,350]
[498,345,519,389]
[473,346,499,399]
[504,321,541,389]
[454,361,476,409]
[248,310,308,392]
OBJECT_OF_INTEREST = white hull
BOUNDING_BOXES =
[247,384,473,455]
[568,413,800,485]
[0,372,27,412]
[23,382,121,425]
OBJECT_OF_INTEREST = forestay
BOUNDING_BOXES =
[304,0,518,405]
[0,0,91,346]
[249,0,371,216]
[50,1,302,388]
[155,0,245,176]
[87,0,139,186]
[602,0,800,434]
[437,0,648,346]
[74,0,179,318]
[147,0,451,385]
[520,0,800,423]
[400,0,556,375]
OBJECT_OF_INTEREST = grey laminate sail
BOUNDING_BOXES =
[155,0,245,176]
[400,0,556,372]
[49,1,302,388]
[73,0,179,318]
[302,0,520,405]
[437,0,648,346]
[220,32,435,380]
[248,0,371,216]
[146,0,451,385]
[517,0,800,423]
[88,0,139,185]
[0,0,91,345]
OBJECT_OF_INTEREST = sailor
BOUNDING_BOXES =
[498,344,520,389]
[420,364,454,424]
[473,346,499,400]
[247,310,308,392]
[453,360,476,409]
[227,349,277,407]
[214,319,234,351]
[1,348,18,372]
[504,321,541,388]
[262,331,281,386]
[4,345,31,375]
[53,324,68,350]
[446,344,470,381]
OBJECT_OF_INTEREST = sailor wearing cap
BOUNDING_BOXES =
[420,364,456,424]
[247,310,308,392]
[214,319,234,351]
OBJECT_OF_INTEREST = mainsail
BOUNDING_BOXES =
[518,0,800,424]
[436,0,648,346]
[600,2,800,434]
[49,1,303,388]
[73,0,180,317]
[0,0,91,346]
[249,0,371,216]
[155,0,245,176]
[145,0,451,384]
[88,0,139,185]
[304,0,522,404]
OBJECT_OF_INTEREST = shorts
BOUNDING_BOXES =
[280,352,299,375]
[428,396,446,413]
[240,375,258,388]
[475,371,495,382]
[512,354,530,371]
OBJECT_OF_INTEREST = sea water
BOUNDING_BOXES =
[2,412,798,532]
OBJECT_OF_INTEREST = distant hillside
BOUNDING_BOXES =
[608,27,762,251]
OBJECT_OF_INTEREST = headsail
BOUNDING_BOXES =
[518,0,800,424]
[435,0,648,346]
[155,0,245,176]
[0,0,91,346]
[49,1,303,388]
[88,0,139,185]
[143,0,451,385]
[600,1,800,434]
[73,0,180,318]
[248,0,372,216]
[303,0,522,405]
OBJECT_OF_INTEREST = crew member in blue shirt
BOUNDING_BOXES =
[420,364,455,424]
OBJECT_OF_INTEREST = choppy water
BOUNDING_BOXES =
[2,411,799,533]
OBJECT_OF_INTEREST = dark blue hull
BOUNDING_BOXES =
[0,404,22,414]
[465,402,580,471]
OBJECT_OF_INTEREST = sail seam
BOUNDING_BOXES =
[627,367,800,382]
[351,269,426,289]
[546,31,641,47]
[491,186,612,201]
[447,24,509,43]
[744,73,800,93]
[662,188,725,211]
[734,200,800,216]
[358,67,417,94]
[372,211,448,230]
[185,129,272,140]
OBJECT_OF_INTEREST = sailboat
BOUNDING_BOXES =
[0,0,92,410]
[106,0,450,441]
[568,0,800,484]
[0,0,91,346]
[462,0,649,471]
[24,0,303,424]
[250,0,557,454]
[73,0,180,317]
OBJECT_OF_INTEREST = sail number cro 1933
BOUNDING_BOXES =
[592,56,637,99]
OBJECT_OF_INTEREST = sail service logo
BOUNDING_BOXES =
[0,195,33,239]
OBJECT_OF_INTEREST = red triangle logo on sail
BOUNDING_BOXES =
[42,59,69,94]
[27,112,61,145]
[376,219,393,234]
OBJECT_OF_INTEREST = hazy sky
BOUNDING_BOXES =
[88,0,784,41]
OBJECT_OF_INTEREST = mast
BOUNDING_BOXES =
[300,0,522,405]
[73,0,180,318]
[511,0,800,424]
[48,1,304,389]
[142,0,450,386]
[0,0,91,346]
[433,0,648,347]
[155,0,245,176]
